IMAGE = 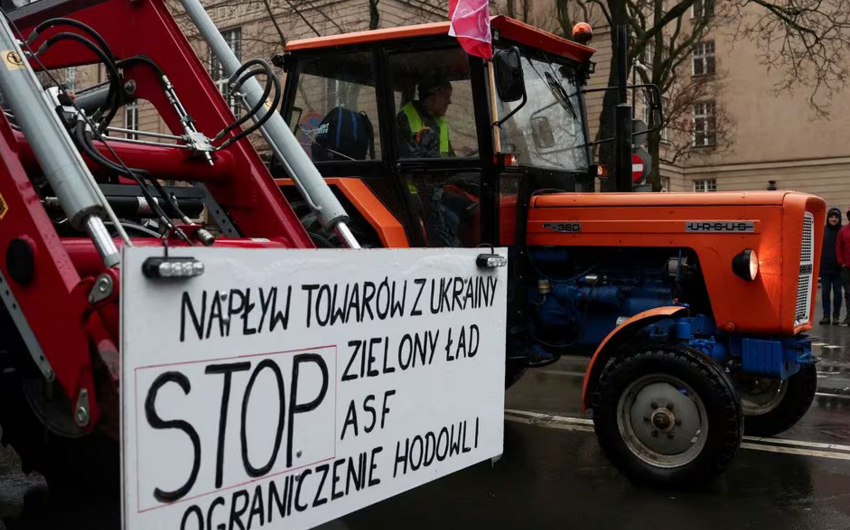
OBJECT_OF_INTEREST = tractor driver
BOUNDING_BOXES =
[396,76,481,247]
[396,76,454,159]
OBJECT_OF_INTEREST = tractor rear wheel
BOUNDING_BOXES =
[737,364,818,437]
[591,344,743,488]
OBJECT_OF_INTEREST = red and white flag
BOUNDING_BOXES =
[448,0,492,59]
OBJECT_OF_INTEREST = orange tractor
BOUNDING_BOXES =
[271,18,826,486]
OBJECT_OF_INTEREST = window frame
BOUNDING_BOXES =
[280,44,387,174]
[64,67,76,92]
[693,178,716,192]
[382,39,487,169]
[210,27,242,118]
[692,41,716,76]
[691,0,715,20]
[692,100,716,147]
[124,101,138,140]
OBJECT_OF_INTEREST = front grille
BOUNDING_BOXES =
[795,212,815,326]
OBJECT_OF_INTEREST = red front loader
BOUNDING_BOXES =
[0,0,359,490]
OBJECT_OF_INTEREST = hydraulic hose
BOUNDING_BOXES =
[217,65,281,150]
[116,55,166,78]
[27,18,115,63]
[74,121,175,227]
[213,66,275,142]
[37,32,121,130]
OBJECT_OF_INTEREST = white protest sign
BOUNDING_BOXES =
[120,246,507,530]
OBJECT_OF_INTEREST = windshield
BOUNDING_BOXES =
[495,52,589,173]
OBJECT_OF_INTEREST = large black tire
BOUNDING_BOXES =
[0,374,120,493]
[591,344,744,488]
[738,364,818,437]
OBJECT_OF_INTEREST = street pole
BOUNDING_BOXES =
[615,24,632,193]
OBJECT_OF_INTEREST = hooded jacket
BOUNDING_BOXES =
[835,208,850,271]
[822,208,842,274]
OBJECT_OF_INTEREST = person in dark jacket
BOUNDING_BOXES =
[821,207,843,324]
[837,206,850,325]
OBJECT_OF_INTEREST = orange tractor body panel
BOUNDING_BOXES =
[526,191,826,337]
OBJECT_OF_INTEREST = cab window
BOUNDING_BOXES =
[388,47,479,160]
[290,51,381,162]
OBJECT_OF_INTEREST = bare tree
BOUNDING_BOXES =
[574,0,850,189]
[731,0,850,117]
[652,71,736,166]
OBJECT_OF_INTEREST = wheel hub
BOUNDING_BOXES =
[651,409,674,432]
[738,377,787,416]
[623,379,706,460]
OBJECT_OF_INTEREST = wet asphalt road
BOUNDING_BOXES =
[2,319,850,529]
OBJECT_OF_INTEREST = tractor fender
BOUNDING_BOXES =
[581,306,689,415]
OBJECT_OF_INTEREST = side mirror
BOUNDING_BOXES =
[493,47,526,102]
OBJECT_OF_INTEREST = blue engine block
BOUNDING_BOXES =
[525,247,816,379]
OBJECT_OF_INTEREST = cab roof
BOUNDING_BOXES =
[285,16,596,64]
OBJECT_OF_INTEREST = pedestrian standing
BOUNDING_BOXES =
[837,206,850,326]
[820,207,843,324]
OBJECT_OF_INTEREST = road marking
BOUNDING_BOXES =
[743,436,850,452]
[506,409,592,425]
[540,370,587,377]
[504,409,850,460]
[739,443,850,460]
[506,414,594,433]
[816,392,850,400]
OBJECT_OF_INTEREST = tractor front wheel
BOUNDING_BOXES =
[591,344,743,488]
[737,364,818,437]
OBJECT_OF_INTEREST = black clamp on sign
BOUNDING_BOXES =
[476,244,507,269]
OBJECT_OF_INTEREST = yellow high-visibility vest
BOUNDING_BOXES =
[401,102,449,157]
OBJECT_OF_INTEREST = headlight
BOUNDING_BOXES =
[732,249,759,282]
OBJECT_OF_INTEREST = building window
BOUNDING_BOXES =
[693,101,716,147]
[692,42,715,76]
[660,176,671,192]
[693,178,716,192]
[692,0,714,20]
[64,67,76,92]
[124,101,138,140]
[210,27,242,117]
[641,94,669,143]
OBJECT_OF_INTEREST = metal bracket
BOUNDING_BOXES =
[75,387,90,427]
[0,267,55,381]
[88,273,113,304]
[194,182,240,238]
[186,131,215,154]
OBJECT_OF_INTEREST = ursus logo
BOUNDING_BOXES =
[685,221,754,232]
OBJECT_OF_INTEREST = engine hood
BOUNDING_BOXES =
[531,191,799,209]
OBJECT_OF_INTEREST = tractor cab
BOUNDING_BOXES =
[274,16,597,249]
